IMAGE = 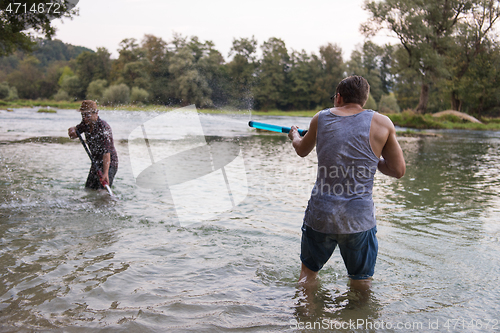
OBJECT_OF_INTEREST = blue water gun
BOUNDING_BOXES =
[248,121,308,136]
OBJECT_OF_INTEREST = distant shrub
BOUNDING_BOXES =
[58,66,75,86]
[101,84,130,106]
[379,93,401,113]
[0,82,10,99]
[481,116,500,124]
[130,87,149,104]
[388,110,444,129]
[38,108,57,113]
[435,114,468,123]
[0,82,18,101]
[6,86,18,101]
[60,75,83,100]
[364,93,377,110]
[53,89,70,101]
[86,79,108,102]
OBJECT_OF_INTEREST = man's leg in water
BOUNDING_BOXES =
[298,262,318,288]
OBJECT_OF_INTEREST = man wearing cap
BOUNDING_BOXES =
[68,100,118,190]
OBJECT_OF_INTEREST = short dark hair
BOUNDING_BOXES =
[335,76,370,106]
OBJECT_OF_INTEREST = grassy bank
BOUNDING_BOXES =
[0,99,82,109]
[386,111,500,130]
[3,99,500,130]
[250,109,500,130]
[396,129,442,137]
[250,110,318,117]
[0,100,319,115]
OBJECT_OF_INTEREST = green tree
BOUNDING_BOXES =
[53,89,69,101]
[365,93,378,110]
[168,46,212,107]
[347,42,384,102]
[86,79,108,101]
[0,38,96,100]
[379,44,397,94]
[392,46,421,111]
[33,38,92,66]
[59,75,83,100]
[102,83,130,105]
[182,36,229,107]
[0,81,10,99]
[130,86,149,104]
[38,61,63,98]
[201,48,229,107]
[313,43,345,108]
[348,42,398,102]
[0,0,78,56]
[362,0,472,113]
[7,56,42,99]
[7,85,17,100]
[110,38,144,83]
[0,53,20,81]
[170,32,188,51]
[227,36,258,109]
[456,43,500,116]
[253,37,290,110]
[110,38,151,96]
[57,65,74,86]
[141,34,171,104]
[122,61,150,90]
[379,92,401,113]
[288,50,322,110]
[446,2,500,111]
[75,48,111,91]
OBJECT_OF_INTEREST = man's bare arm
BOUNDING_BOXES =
[102,153,111,184]
[288,112,319,157]
[378,124,406,179]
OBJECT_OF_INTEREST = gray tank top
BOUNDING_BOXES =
[303,109,379,234]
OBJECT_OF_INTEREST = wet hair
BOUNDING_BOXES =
[335,76,370,106]
[79,100,99,113]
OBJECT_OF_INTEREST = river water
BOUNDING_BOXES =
[1,108,499,332]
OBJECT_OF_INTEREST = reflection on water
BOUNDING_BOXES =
[293,284,381,326]
[1,109,500,332]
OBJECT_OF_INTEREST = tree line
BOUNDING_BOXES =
[0,35,353,112]
[1,0,500,116]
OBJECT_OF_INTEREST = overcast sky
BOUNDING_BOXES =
[52,0,397,61]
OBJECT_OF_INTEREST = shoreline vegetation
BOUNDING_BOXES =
[2,99,500,131]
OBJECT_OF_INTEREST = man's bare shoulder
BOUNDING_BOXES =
[372,112,396,131]
[369,112,395,156]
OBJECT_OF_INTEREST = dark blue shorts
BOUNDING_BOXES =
[300,224,378,280]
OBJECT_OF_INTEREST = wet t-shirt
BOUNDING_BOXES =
[76,117,118,170]
[303,109,379,234]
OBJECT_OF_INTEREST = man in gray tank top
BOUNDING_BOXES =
[288,76,406,292]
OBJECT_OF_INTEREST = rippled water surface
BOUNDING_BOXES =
[1,108,500,332]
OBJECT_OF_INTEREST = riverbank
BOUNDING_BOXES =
[386,110,500,130]
[252,109,500,130]
[0,99,82,110]
[2,100,500,130]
